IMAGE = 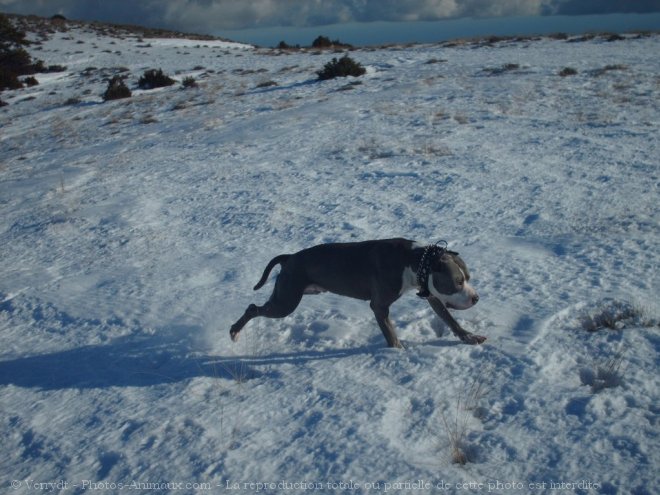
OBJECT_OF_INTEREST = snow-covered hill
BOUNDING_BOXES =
[1,17,658,494]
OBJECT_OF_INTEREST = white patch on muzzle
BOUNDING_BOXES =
[428,278,478,310]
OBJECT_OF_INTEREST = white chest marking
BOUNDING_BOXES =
[400,266,419,295]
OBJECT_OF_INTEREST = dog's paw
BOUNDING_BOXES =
[461,333,487,345]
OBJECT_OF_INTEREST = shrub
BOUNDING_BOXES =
[0,14,50,90]
[440,367,491,465]
[579,347,627,393]
[591,350,626,393]
[276,41,299,50]
[592,64,628,77]
[256,80,277,88]
[23,75,38,86]
[0,13,28,46]
[604,33,625,42]
[0,67,22,90]
[559,67,578,77]
[312,35,333,48]
[181,76,197,89]
[579,299,658,333]
[317,55,366,81]
[483,63,520,76]
[44,64,67,73]
[1,46,32,74]
[442,408,469,465]
[312,35,352,49]
[549,32,568,40]
[567,34,590,43]
[485,35,509,45]
[138,68,175,90]
[103,75,131,101]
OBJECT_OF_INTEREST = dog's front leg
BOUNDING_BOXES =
[427,297,486,345]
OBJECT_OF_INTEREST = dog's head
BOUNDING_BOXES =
[428,251,479,310]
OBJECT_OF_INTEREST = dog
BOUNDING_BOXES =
[229,238,486,348]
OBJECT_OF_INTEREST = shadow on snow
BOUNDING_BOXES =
[0,327,394,390]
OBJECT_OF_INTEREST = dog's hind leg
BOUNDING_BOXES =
[230,274,305,342]
[370,302,403,349]
[229,304,259,342]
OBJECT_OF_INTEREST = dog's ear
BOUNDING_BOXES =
[435,252,470,282]
[431,253,469,293]
[431,253,451,273]
[435,251,464,269]
[448,253,470,281]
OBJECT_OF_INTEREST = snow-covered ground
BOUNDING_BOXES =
[1,18,659,495]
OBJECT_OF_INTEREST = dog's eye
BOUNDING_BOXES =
[455,277,464,288]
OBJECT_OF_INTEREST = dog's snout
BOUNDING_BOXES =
[472,294,479,305]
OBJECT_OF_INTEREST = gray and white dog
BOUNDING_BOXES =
[230,238,486,348]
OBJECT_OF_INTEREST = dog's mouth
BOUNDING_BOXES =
[429,277,479,310]
[439,290,479,310]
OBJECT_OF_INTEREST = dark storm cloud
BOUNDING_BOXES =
[550,0,660,16]
[2,0,660,32]
[0,0,170,29]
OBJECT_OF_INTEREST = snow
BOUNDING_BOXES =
[1,21,659,495]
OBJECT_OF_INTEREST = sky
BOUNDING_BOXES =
[1,0,659,46]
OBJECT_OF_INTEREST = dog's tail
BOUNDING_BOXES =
[253,254,290,290]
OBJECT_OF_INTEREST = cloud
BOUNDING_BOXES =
[550,0,660,16]
[1,0,659,33]
[161,0,556,29]
[0,0,165,28]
